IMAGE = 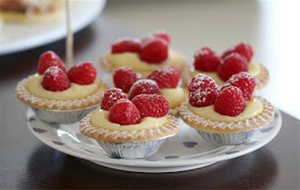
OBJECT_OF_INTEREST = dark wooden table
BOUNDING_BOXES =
[1,17,299,190]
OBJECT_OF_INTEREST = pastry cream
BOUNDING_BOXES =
[107,51,182,73]
[187,98,264,122]
[191,61,261,85]
[90,109,167,131]
[160,88,187,108]
[26,75,102,101]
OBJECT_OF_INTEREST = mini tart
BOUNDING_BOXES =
[80,110,179,143]
[182,61,269,90]
[100,50,187,77]
[0,0,62,22]
[179,96,275,133]
[16,74,107,110]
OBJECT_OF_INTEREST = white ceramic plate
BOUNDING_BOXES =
[0,0,106,55]
[26,108,282,173]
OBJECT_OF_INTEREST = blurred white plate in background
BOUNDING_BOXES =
[0,0,106,55]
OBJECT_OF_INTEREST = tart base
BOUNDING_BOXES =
[16,77,107,110]
[179,96,275,133]
[80,114,179,143]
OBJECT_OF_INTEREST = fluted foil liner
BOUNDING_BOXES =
[196,129,256,145]
[97,139,166,159]
[31,105,98,124]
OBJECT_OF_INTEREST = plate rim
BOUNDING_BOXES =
[26,109,282,168]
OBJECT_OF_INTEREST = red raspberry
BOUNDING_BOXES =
[222,42,254,62]
[189,73,218,92]
[148,66,180,88]
[193,47,221,72]
[217,53,248,81]
[153,31,171,44]
[132,94,169,118]
[223,72,255,101]
[214,86,246,116]
[38,51,66,74]
[101,88,127,111]
[128,79,160,99]
[139,37,168,64]
[113,67,141,93]
[108,99,141,125]
[188,74,218,107]
[111,38,141,54]
[42,66,70,92]
[67,62,97,85]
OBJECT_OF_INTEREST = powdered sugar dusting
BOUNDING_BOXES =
[131,79,158,88]
[44,66,61,81]
[189,73,217,92]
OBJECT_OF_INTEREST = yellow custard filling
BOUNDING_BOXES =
[90,109,167,131]
[191,61,261,85]
[187,98,264,122]
[26,75,103,101]
[107,51,181,73]
[160,87,187,108]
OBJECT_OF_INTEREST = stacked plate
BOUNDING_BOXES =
[0,0,106,55]
[26,108,282,173]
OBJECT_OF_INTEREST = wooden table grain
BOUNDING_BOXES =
[0,17,299,190]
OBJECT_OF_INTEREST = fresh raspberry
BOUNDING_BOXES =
[67,62,97,85]
[222,42,254,62]
[38,51,66,74]
[217,53,248,81]
[139,37,168,64]
[223,72,255,101]
[153,31,171,44]
[108,99,141,125]
[128,79,160,99]
[113,67,141,93]
[148,66,180,88]
[111,38,141,54]
[193,47,221,72]
[101,88,127,111]
[188,74,218,107]
[42,66,70,92]
[132,94,169,118]
[189,73,218,92]
[214,86,246,116]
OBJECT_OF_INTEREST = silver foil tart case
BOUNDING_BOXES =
[196,129,257,145]
[97,136,173,159]
[31,105,98,124]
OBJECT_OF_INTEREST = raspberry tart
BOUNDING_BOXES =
[183,43,269,90]
[80,88,179,159]
[101,31,187,77]
[179,73,275,145]
[0,0,62,22]
[16,51,107,124]
[112,66,188,114]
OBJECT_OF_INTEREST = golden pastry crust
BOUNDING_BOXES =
[100,51,187,77]
[80,114,179,142]
[0,0,62,22]
[16,77,107,110]
[179,96,275,133]
[182,63,270,89]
